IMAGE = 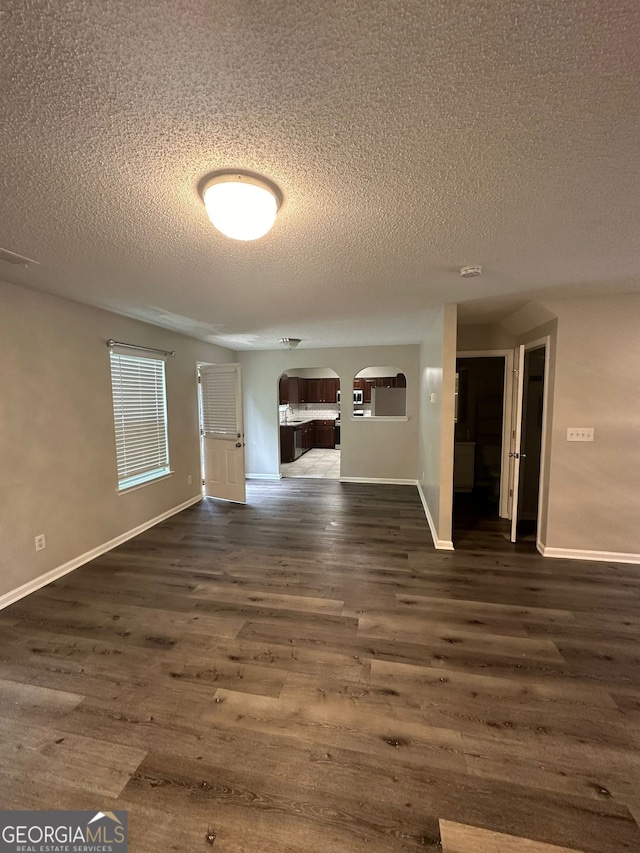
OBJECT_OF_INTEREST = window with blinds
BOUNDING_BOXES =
[200,366,239,437]
[109,351,170,491]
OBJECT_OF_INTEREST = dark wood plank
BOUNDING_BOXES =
[0,479,638,852]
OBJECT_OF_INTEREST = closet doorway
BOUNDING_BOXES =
[453,340,550,548]
[453,353,510,541]
[508,342,549,543]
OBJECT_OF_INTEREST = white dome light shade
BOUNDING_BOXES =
[202,173,280,241]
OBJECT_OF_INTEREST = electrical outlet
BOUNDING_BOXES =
[35,533,46,552]
[187,474,193,485]
[567,427,594,442]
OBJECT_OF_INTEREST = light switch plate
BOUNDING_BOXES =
[567,427,594,441]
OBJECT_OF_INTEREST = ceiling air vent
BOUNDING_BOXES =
[0,246,40,266]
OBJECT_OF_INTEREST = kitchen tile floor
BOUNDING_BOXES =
[280,448,341,479]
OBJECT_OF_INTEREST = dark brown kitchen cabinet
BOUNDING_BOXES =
[280,425,295,462]
[280,420,336,461]
[300,379,317,402]
[278,375,288,404]
[361,376,399,403]
[279,376,301,404]
[321,378,339,403]
[302,422,313,449]
[299,378,338,403]
[314,419,336,448]
[362,378,377,403]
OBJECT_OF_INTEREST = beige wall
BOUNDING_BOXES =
[284,367,339,378]
[418,304,457,546]
[4,277,634,612]
[540,294,640,555]
[457,323,516,351]
[455,297,640,558]
[356,366,404,378]
[0,280,236,599]
[239,345,420,481]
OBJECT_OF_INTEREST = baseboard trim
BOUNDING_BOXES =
[339,477,419,486]
[0,494,203,612]
[538,544,640,565]
[246,473,282,480]
[417,483,455,551]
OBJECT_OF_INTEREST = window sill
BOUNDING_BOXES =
[117,471,174,494]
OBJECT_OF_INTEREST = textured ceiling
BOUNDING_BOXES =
[1,0,639,349]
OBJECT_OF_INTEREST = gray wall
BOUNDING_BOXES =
[239,345,420,481]
[0,280,236,599]
[418,305,457,546]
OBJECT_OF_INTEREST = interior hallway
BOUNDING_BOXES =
[0,479,639,852]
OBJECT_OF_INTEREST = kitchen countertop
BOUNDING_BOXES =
[280,416,339,427]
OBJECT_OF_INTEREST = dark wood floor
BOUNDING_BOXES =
[1,480,639,852]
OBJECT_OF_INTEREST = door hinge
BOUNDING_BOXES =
[509,489,513,497]
[202,478,205,485]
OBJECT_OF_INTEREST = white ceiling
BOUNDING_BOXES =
[1,0,639,349]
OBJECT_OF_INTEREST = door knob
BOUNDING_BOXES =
[235,442,242,448]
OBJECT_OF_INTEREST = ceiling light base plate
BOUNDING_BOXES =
[279,338,301,350]
[460,266,482,278]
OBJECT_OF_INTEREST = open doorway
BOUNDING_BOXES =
[453,341,550,549]
[512,345,546,542]
[278,368,341,479]
[453,355,507,539]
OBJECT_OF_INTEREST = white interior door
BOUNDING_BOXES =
[508,345,525,542]
[199,363,246,503]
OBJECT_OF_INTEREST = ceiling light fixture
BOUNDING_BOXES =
[279,338,301,350]
[460,265,482,278]
[200,171,281,241]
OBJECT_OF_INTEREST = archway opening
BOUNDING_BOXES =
[278,368,341,479]
[353,367,407,416]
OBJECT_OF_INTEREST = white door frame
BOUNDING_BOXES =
[523,336,551,551]
[509,345,526,542]
[456,349,514,518]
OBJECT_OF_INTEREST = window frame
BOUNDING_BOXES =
[109,350,172,492]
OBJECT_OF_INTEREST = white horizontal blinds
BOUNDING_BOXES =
[110,352,170,489]
[200,365,239,438]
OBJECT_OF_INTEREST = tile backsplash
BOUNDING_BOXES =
[279,403,376,423]
[280,403,340,423]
